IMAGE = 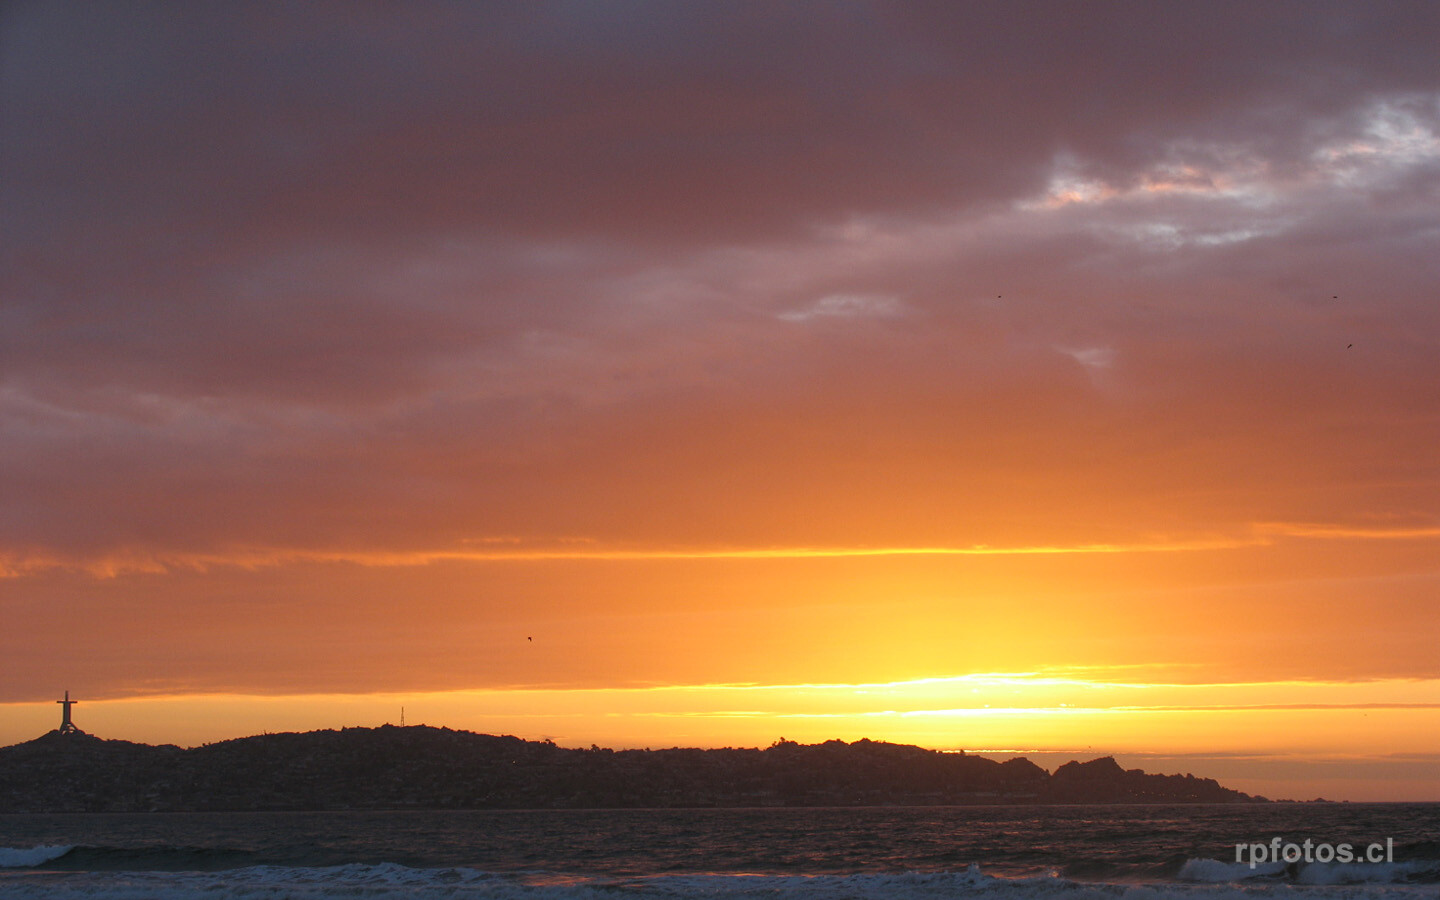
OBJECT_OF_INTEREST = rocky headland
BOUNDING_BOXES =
[0,726,1264,812]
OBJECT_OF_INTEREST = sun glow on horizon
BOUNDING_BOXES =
[7,4,1440,812]
[7,672,1438,797]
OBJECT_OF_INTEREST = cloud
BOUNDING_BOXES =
[1057,346,1116,370]
[3,2,1440,708]
[778,294,904,322]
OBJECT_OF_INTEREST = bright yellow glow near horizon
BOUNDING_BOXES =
[6,534,1440,803]
[6,673,1438,801]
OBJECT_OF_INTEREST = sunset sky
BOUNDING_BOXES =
[2,2,1438,801]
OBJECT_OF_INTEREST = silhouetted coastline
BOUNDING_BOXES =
[0,726,1264,812]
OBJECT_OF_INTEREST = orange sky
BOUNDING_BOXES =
[2,3,1438,801]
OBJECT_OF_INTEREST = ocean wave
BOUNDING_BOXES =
[2,864,1439,900]
[59,845,262,872]
[0,844,264,872]
[1295,861,1440,885]
[0,845,75,868]
[1177,859,1287,882]
[1179,857,1440,886]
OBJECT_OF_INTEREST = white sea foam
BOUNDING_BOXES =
[1178,855,1440,887]
[1295,861,1440,885]
[0,865,1437,900]
[0,845,74,868]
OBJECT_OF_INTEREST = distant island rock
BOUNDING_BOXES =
[0,727,1264,812]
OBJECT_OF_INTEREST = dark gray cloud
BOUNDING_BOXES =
[2,0,1439,568]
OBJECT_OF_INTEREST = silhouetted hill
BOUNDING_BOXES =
[0,727,1263,812]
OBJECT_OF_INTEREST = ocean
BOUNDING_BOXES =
[2,803,1437,899]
